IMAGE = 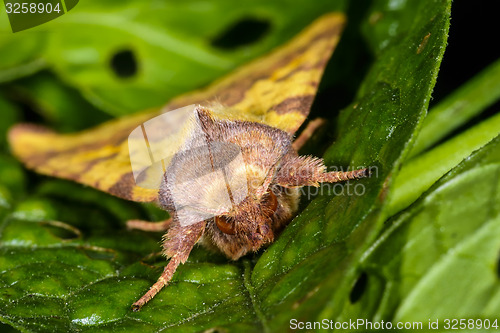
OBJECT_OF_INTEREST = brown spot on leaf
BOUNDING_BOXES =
[417,32,431,54]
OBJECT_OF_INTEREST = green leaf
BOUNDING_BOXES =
[410,57,500,157]
[6,71,111,133]
[386,56,500,216]
[355,135,500,322]
[387,111,500,216]
[0,95,19,150]
[0,0,453,331]
[0,37,47,83]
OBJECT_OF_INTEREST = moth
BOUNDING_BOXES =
[8,13,368,311]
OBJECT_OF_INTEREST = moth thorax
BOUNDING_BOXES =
[202,163,249,209]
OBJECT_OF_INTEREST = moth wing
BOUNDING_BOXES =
[9,114,160,202]
[170,12,346,134]
[8,13,345,202]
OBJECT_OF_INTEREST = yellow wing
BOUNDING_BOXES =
[8,13,345,203]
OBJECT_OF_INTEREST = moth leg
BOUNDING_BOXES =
[131,221,206,311]
[126,218,172,232]
[274,156,370,187]
[292,118,326,151]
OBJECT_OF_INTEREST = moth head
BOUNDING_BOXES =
[213,188,278,250]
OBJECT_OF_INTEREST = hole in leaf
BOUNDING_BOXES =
[110,49,138,78]
[350,272,368,304]
[212,18,271,49]
[41,220,81,240]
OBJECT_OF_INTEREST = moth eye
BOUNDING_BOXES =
[215,216,236,235]
[262,191,278,217]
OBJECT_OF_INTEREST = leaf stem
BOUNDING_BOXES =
[410,58,500,157]
[387,111,500,216]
